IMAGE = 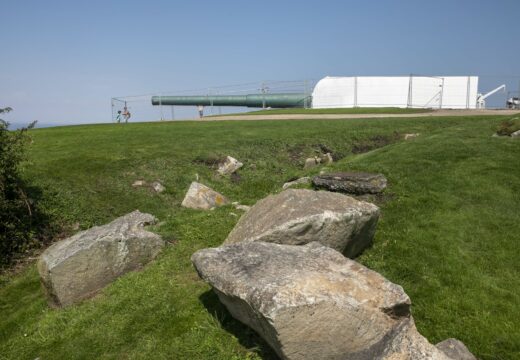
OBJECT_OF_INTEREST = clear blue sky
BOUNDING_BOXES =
[1,0,519,126]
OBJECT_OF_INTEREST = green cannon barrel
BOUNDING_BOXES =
[151,93,311,108]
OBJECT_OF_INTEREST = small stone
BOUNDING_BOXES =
[181,182,228,210]
[320,152,333,164]
[436,338,477,360]
[511,129,520,138]
[303,157,319,169]
[151,181,166,193]
[235,204,251,212]
[282,176,311,190]
[132,180,146,187]
[404,133,420,140]
[217,156,243,175]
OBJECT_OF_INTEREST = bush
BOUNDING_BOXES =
[496,118,520,136]
[0,108,48,266]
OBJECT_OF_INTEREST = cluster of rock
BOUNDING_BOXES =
[192,188,476,359]
[132,180,166,193]
[303,152,333,170]
[38,211,164,307]
[181,155,244,210]
[36,149,477,358]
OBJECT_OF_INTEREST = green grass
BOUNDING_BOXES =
[215,107,433,116]
[1,115,519,359]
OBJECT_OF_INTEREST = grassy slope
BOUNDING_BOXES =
[1,116,519,360]
[215,107,432,116]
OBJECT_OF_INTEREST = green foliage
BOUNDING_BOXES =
[1,114,519,359]
[0,109,46,265]
[496,118,520,135]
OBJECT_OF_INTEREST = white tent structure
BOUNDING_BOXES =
[311,76,479,109]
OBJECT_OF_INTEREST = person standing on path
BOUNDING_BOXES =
[122,106,131,123]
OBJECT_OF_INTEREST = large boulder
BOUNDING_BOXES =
[38,211,164,307]
[313,172,387,195]
[224,189,379,258]
[436,339,477,360]
[181,182,229,210]
[192,241,451,360]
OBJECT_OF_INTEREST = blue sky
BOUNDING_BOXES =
[1,0,519,126]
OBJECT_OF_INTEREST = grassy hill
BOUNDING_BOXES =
[1,115,519,359]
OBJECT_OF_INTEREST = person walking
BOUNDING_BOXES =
[115,110,123,123]
[122,106,131,123]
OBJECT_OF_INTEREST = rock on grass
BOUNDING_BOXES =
[224,189,379,258]
[192,241,452,360]
[38,211,164,307]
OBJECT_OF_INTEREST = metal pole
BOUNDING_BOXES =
[262,82,266,109]
[303,80,308,109]
[407,74,413,108]
[354,76,358,108]
[209,88,214,115]
[439,78,445,109]
[160,93,164,120]
[466,76,471,109]
[111,98,114,123]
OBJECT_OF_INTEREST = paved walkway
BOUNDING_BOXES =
[201,109,519,121]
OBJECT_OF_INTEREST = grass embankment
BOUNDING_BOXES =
[1,115,519,359]
[218,107,433,116]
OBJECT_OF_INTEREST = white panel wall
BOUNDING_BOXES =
[311,77,355,108]
[441,77,478,109]
[312,76,479,109]
[356,77,409,107]
[408,76,443,108]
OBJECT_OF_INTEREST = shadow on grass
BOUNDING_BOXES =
[199,290,280,360]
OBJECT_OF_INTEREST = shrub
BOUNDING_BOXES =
[496,118,520,136]
[0,108,47,266]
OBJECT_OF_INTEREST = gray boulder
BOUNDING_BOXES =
[224,189,379,258]
[192,241,451,360]
[313,172,387,195]
[511,129,520,138]
[181,182,229,210]
[38,211,164,307]
[436,339,477,360]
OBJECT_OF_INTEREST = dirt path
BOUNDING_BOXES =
[201,109,519,121]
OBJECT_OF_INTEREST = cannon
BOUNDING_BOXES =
[151,93,311,108]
